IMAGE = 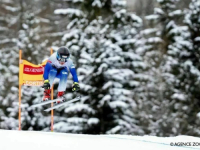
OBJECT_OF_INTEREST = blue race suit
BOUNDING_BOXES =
[43,52,78,92]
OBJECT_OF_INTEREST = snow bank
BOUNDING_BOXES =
[0,129,199,150]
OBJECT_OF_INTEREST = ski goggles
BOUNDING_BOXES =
[57,55,69,62]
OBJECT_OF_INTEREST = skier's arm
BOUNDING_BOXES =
[70,67,79,82]
[43,61,52,80]
[70,67,80,92]
[69,61,78,82]
[68,60,80,92]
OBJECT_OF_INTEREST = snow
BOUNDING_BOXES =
[146,14,160,20]
[8,65,19,73]
[102,95,111,101]
[107,126,121,134]
[124,52,142,60]
[157,0,164,2]
[102,81,113,89]
[62,29,79,41]
[67,18,78,29]
[87,118,99,125]
[142,28,158,35]
[115,9,126,18]
[117,39,136,46]
[92,0,102,8]
[67,117,87,123]
[76,0,84,2]
[171,93,186,101]
[0,26,8,31]
[11,86,18,92]
[195,37,200,42]
[109,101,128,108]
[64,103,95,114]
[130,13,143,24]
[1,129,200,150]
[154,8,164,15]
[80,52,94,62]
[112,0,126,6]
[148,37,163,43]
[169,10,182,17]
[4,5,20,12]
[197,112,200,118]
[54,8,84,17]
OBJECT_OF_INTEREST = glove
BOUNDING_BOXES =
[72,82,80,92]
[42,80,50,89]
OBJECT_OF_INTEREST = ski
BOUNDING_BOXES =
[31,98,62,108]
[44,96,81,112]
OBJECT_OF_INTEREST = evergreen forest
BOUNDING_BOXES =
[0,0,200,136]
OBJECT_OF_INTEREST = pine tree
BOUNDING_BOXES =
[103,7,145,134]
[0,0,21,129]
[175,0,200,136]
[0,0,58,130]
[53,0,145,134]
[140,0,193,136]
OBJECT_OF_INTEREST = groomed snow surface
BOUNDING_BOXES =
[1,129,200,150]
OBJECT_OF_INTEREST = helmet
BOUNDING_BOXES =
[56,47,70,62]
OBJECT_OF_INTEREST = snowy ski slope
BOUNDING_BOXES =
[1,129,200,150]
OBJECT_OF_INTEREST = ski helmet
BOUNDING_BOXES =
[56,47,70,62]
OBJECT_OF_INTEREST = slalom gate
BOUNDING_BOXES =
[18,49,54,131]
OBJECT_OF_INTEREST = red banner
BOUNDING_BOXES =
[23,64,44,75]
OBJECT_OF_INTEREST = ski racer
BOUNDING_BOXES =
[42,46,80,103]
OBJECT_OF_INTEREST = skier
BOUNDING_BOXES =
[42,46,80,103]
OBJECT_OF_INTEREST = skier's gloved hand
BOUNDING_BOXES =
[72,82,80,92]
[42,80,50,89]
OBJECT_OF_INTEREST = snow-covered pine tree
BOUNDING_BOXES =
[17,0,52,63]
[53,0,145,135]
[103,6,146,135]
[161,0,200,136]
[175,0,200,136]
[140,0,193,136]
[0,0,59,130]
[0,0,21,129]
